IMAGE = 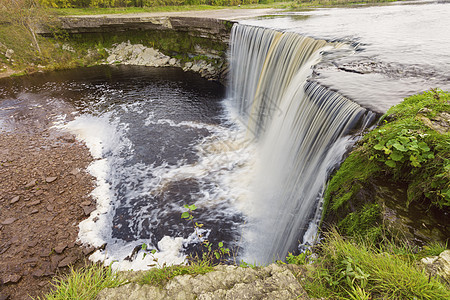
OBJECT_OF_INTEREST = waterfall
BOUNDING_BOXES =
[228,24,373,264]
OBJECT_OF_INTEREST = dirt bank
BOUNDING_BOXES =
[0,95,96,299]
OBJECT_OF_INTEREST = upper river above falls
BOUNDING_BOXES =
[241,0,450,112]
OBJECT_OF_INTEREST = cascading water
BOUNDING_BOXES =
[228,24,374,264]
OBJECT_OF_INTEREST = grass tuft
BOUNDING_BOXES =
[139,258,214,287]
[37,263,125,300]
[301,230,450,299]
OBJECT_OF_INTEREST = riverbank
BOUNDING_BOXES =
[0,95,97,299]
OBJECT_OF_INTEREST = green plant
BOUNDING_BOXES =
[37,263,125,300]
[181,204,231,261]
[303,231,450,299]
[139,259,214,287]
[285,250,312,265]
[371,128,435,168]
[323,90,449,236]
[418,241,448,258]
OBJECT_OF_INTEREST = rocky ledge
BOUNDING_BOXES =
[106,41,228,81]
[98,264,310,300]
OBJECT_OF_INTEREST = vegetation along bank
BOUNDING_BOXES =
[0,1,449,299]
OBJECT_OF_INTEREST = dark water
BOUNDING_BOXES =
[0,65,248,269]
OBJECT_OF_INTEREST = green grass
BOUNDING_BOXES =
[48,0,400,16]
[139,259,215,287]
[50,5,230,15]
[37,264,126,300]
[301,230,450,299]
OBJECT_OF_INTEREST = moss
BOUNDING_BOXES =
[337,203,382,240]
[323,90,450,238]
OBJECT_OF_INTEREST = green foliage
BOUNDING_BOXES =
[139,259,214,287]
[371,128,435,168]
[37,264,125,300]
[337,203,382,240]
[181,203,231,262]
[285,249,312,265]
[303,231,450,299]
[39,0,264,8]
[323,90,450,231]
[418,241,448,258]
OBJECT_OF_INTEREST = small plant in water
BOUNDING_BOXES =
[181,204,230,263]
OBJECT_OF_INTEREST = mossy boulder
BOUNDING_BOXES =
[322,89,450,243]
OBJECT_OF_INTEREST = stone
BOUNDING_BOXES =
[54,244,67,254]
[58,256,77,268]
[25,179,37,188]
[97,263,309,300]
[169,58,177,65]
[1,218,16,225]
[26,200,41,207]
[0,293,10,300]
[420,250,450,282]
[5,49,14,59]
[45,177,57,183]
[27,241,38,248]
[83,246,95,255]
[70,168,80,175]
[32,269,44,277]
[2,274,21,284]
[82,205,96,216]
[81,200,91,206]
[10,196,20,204]
[51,255,65,269]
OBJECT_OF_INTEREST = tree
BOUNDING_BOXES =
[0,0,46,54]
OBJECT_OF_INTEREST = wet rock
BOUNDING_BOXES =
[0,292,10,300]
[10,196,20,204]
[26,200,41,207]
[81,200,91,206]
[24,180,37,188]
[1,218,16,225]
[45,176,57,183]
[2,274,21,284]
[32,269,44,277]
[58,256,77,268]
[83,246,95,255]
[82,205,96,216]
[54,244,67,254]
[51,255,64,269]
[70,168,80,175]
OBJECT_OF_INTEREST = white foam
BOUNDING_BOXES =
[90,236,187,271]
[56,99,257,270]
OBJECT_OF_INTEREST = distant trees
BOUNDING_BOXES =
[36,0,261,8]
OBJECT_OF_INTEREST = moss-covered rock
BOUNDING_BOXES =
[322,89,450,242]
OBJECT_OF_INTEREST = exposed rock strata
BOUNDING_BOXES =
[98,264,309,300]
[106,41,226,81]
